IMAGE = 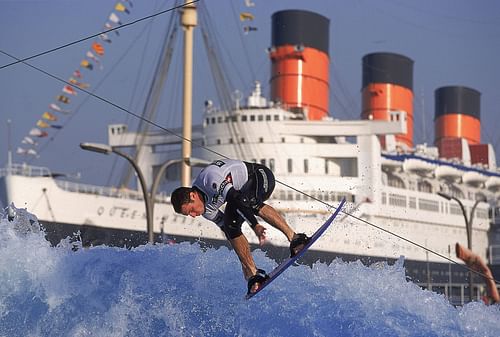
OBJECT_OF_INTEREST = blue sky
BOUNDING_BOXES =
[1,0,499,186]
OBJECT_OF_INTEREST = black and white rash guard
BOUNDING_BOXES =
[192,159,259,228]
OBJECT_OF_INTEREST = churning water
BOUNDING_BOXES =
[1,207,499,337]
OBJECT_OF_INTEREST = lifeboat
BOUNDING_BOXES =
[381,158,402,173]
[434,165,462,182]
[485,176,500,191]
[402,158,436,176]
[462,171,488,186]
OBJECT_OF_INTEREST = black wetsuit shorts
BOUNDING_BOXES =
[222,162,276,239]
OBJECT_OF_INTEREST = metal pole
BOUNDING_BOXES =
[113,148,154,244]
[180,1,197,187]
[150,159,180,223]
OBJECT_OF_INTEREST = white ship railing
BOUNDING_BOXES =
[1,163,169,203]
[0,163,51,177]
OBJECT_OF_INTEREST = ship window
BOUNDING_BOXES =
[274,115,280,121]
[259,137,264,143]
[450,204,462,215]
[389,193,406,207]
[231,116,237,122]
[325,160,329,174]
[211,117,216,124]
[281,137,286,143]
[288,159,293,173]
[242,115,248,122]
[240,137,245,143]
[387,174,405,189]
[266,115,271,121]
[419,198,439,212]
[269,158,275,172]
[229,138,233,144]
[217,116,222,123]
[260,159,266,166]
[216,139,221,145]
[417,180,432,193]
[250,115,256,121]
[409,197,416,209]
[258,115,264,121]
[382,192,387,204]
[304,159,309,173]
[205,118,210,125]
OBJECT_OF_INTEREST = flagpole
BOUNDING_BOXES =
[180,1,197,187]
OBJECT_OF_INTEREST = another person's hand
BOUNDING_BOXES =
[253,224,267,246]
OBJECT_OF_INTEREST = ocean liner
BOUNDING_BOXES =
[1,7,499,304]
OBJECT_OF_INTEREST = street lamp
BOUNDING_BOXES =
[80,142,154,244]
[437,191,487,302]
[150,157,210,222]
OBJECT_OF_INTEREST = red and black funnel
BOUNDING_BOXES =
[269,10,330,120]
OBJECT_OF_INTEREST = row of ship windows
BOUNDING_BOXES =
[382,192,489,219]
[203,136,305,146]
[245,158,336,175]
[205,114,281,125]
[270,190,355,203]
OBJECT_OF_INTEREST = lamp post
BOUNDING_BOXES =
[150,158,210,221]
[80,142,154,244]
[437,191,486,302]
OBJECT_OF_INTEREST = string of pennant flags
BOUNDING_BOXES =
[17,0,133,157]
[241,0,257,35]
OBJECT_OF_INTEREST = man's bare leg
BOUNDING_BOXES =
[229,234,257,280]
[258,204,295,241]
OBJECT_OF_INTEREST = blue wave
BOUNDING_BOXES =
[1,207,499,337]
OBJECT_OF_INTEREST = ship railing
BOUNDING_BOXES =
[420,281,492,306]
[488,245,500,265]
[53,179,169,203]
[0,163,51,177]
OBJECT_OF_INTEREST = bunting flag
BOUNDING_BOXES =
[36,120,50,128]
[29,128,48,137]
[42,111,58,121]
[109,12,122,25]
[86,51,103,69]
[17,147,38,156]
[115,3,130,14]
[69,78,90,89]
[92,42,105,56]
[239,12,254,21]
[17,1,132,159]
[22,137,37,146]
[243,26,258,34]
[105,22,120,36]
[62,85,78,96]
[73,69,82,78]
[80,59,94,70]
[56,95,70,104]
[99,33,112,43]
[49,103,70,114]
[244,0,255,7]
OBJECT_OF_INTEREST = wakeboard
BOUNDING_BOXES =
[245,197,346,300]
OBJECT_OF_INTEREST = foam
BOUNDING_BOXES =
[1,206,499,336]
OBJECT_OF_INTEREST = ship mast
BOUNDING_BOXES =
[180,1,197,186]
